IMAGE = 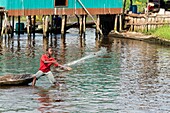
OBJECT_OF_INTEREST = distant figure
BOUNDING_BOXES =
[32,47,72,87]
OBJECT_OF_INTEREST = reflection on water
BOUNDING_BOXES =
[0,28,170,113]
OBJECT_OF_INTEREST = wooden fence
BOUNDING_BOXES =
[125,14,170,32]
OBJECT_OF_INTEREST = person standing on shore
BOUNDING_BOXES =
[32,47,72,87]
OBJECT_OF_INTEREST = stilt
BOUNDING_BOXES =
[6,16,11,37]
[45,15,49,37]
[1,13,9,36]
[51,15,54,36]
[54,15,58,34]
[42,16,45,37]
[26,16,30,36]
[43,15,49,37]
[33,15,36,38]
[1,15,4,36]
[0,15,3,36]
[0,15,3,30]
[79,15,83,35]
[18,16,21,36]
[61,15,67,35]
[83,15,86,34]
[96,15,100,37]
[12,16,14,37]
[119,15,122,31]
[29,16,32,36]
[114,15,118,32]
[122,0,127,30]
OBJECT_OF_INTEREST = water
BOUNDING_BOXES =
[0,28,170,113]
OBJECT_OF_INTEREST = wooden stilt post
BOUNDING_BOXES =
[77,0,103,35]
[11,16,14,37]
[51,15,54,36]
[29,16,32,37]
[79,15,83,35]
[96,15,100,36]
[45,15,49,37]
[26,16,30,36]
[1,15,4,36]
[122,0,127,30]
[0,15,3,36]
[114,15,118,32]
[61,15,67,35]
[1,13,9,36]
[55,15,58,34]
[18,16,20,36]
[42,15,45,37]
[7,16,11,37]
[0,15,3,30]
[119,15,122,31]
[33,15,36,38]
[83,15,86,34]
[43,15,49,37]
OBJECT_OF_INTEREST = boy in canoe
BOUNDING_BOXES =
[32,47,72,87]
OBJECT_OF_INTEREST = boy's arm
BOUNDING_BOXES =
[58,64,72,71]
[41,56,57,64]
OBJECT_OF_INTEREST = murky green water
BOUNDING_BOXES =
[0,28,170,113]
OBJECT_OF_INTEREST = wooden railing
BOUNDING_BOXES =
[125,14,170,32]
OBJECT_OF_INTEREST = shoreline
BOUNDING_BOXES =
[109,31,170,46]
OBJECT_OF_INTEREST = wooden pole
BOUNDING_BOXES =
[79,15,83,34]
[119,15,122,31]
[42,16,45,37]
[43,15,49,37]
[26,16,30,36]
[55,15,58,34]
[18,16,20,36]
[51,15,54,36]
[0,15,3,30]
[96,15,100,38]
[114,15,118,32]
[122,0,127,30]
[11,16,14,37]
[29,16,32,37]
[83,15,86,33]
[1,15,4,36]
[77,0,103,35]
[33,15,36,38]
[61,15,67,35]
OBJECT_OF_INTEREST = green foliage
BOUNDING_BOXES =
[143,26,170,40]
[153,26,170,40]
[125,0,147,13]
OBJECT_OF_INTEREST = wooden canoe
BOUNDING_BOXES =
[0,74,33,86]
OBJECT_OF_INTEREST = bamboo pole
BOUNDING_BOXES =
[114,15,118,32]
[79,15,83,34]
[11,16,14,37]
[18,16,20,36]
[61,15,66,35]
[83,15,86,33]
[77,0,103,35]
[26,16,30,35]
[33,15,36,38]
[119,15,122,31]
[96,15,100,35]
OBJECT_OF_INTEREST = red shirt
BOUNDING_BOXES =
[39,54,58,72]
